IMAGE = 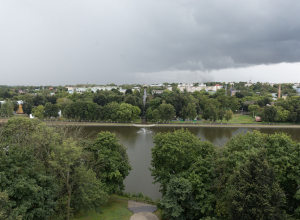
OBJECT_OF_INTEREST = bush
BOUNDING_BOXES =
[137,192,144,199]
[131,192,138,197]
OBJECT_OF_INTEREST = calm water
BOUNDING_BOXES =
[83,126,300,200]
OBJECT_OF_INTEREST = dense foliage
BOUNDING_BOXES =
[1,82,300,123]
[0,118,131,220]
[151,129,300,219]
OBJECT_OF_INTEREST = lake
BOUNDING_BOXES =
[83,126,300,200]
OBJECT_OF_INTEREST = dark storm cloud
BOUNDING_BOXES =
[0,0,299,85]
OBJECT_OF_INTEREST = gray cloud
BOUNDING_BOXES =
[0,0,300,85]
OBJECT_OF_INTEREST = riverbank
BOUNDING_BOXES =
[2,118,300,128]
[45,121,300,128]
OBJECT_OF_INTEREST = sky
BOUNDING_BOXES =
[1,0,300,86]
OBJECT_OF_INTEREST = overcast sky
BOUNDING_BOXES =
[1,0,300,85]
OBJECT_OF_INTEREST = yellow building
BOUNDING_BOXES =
[16,104,24,114]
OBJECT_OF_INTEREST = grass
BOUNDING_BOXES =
[12,114,29,118]
[225,114,255,124]
[132,118,141,123]
[74,196,133,220]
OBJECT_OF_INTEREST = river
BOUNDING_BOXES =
[82,126,300,200]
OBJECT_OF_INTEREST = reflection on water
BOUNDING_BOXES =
[137,128,153,134]
[82,126,300,200]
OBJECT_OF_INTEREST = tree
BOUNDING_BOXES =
[0,122,58,219]
[235,92,244,98]
[93,94,109,106]
[160,176,200,220]
[32,105,45,119]
[158,102,175,122]
[0,118,110,219]
[151,129,217,219]
[217,131,300,219]
[124,95,136,106]
[248,105,260,117]
[229,96,240,111]
[117,103,133,122]
[48,138,82,220]
[0,100,13,117]
[185,103,197,122]
[152,109,160,121]
[275,106,290,122]
[218,109,225,122]
[146,107,153,120]
[229,150,286,220]
[125,89,132,94]
[150,128,216,195]
[86,132,131,194]
[44,102,59,118]
[57,98,73,113]
[23,102,33,115]
[224,110,233,123]
[149,97,161,109]
[261,106,277,122]
[33,95,45,106]
[0,191,22,220]
[103,102,120,121]
[3,91,13,99]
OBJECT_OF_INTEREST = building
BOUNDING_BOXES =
[152,90,164,94]
[255,116,262,122]
[231,89,241,96]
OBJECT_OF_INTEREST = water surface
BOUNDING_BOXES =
[83,126,300,200]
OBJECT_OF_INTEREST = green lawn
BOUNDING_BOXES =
[225,114,255,124]
[74,196,133,220]
[166,114,256,124]
[13,114,29,118]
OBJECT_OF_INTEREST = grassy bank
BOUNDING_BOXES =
[74,196,132,220]
[74,195,162,220]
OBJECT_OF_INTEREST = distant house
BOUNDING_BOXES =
[65,86,76,91]
[150,84,163,87]
[49,87,53,90]
[231,89,241,96]
[12,89,15,91]
[255,116,262,122]
[119,89,126,94]
[152,90,164,94]
[180,83,194,87]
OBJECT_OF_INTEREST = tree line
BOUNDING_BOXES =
[0,88,144,122]
[145,89,240,122]
[0,118,131,220]
[150,129,300,219]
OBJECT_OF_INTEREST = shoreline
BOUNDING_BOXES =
[45,121,300,128]
[2,119,300,128]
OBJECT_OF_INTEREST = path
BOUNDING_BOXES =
[128,200,158,220]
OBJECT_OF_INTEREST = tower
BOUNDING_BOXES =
[278,84,281,98]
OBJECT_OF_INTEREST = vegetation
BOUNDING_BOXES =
[1,82,300,124]
[74,196,132,220]
[0,118,131,220]
[150,128,300,220]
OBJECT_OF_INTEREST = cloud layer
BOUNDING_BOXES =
[1,1,300,85]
